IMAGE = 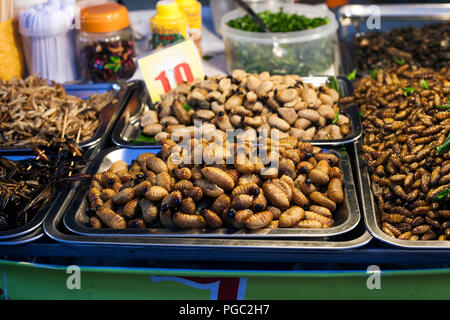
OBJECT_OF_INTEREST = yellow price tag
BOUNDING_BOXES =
[137,39,205,103]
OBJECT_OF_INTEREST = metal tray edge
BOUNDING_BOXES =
[339,4,450,22]
[0,227,44,246]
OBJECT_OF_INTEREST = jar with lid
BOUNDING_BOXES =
[77,3,137,83]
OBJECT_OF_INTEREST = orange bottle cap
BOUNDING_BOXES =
[81,3,130,33]
[327,0,348,8]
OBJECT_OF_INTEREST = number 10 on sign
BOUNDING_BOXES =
[138,40,205,103]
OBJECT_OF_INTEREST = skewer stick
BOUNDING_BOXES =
[61,112,68,140]
[75,126,82,145]
[68,127,82,177]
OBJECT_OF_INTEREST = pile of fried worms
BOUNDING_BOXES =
[0,139,90,230]
[0,75,117,147]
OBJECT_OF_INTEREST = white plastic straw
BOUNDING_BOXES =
[18,0,79,83]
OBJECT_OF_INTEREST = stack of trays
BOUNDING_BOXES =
[42,76,373,252]
[0,81,135,245]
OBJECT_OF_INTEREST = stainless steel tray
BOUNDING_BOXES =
[0,227,44,246]
[0,154,51,240]
[111,77,362,148]
[338,4,450,75]
[46,221,372,250]
[62,146,360,238]
[0,82,140,239]
[356,140,450,249]
[0,82,123,153]
[43,181,371,251]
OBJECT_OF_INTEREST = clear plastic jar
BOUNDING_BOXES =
[77,3,137,83]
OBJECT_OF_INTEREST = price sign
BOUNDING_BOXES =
[137,39,205,103]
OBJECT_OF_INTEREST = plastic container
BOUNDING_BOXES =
[18,0,79,83]
[175,0,202,55]
[221,2,339,76]
[150,0,189,50]
[77,3,137,83]
[211,0,280,38]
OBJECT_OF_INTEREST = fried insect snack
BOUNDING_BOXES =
[343,65,450,240]
[354,22,450,73]
[139,70,351,143]
[0,74,116,147]
[86,136,346,230]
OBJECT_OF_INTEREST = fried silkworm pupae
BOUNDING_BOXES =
[86,137,346,230]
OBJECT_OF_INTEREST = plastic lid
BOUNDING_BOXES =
[18,0,73,36]
[81,3,130,33]
[156,0,184,17]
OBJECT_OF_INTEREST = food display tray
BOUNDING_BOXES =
[43,180,370,252]
[337,4,450,75]
[111,77,362,148]
[62,146,360,238]
[0,227,44,246]
[0,81,141,241]
[356,140,450,249]
[0,154,52,240]
[0,82,126,153]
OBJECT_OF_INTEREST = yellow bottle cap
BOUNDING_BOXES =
[156,0,185,17]
[175,0,197,4]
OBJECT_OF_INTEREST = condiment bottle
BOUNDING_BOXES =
[150,0,188,50]
[77,3,137,83]
[175,0,202,55]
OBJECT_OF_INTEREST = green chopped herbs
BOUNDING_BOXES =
[433,189,450,202]
[347,68,357,81]
[227,7,329,33]
[202,55,213,61]
[225,7,333,75]
[420,79,430,90]
[359,110,364,119]
[327,76,340,96]
[437,133,450,155]
[437,105,450,109]
[403,87,417,96]
[392,56,405,65]
[369,69,378,80]
[130,134,157,145]
[184,104,193,111]
[332,111,339,124]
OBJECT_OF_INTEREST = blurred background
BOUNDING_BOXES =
[118,0,449,10]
